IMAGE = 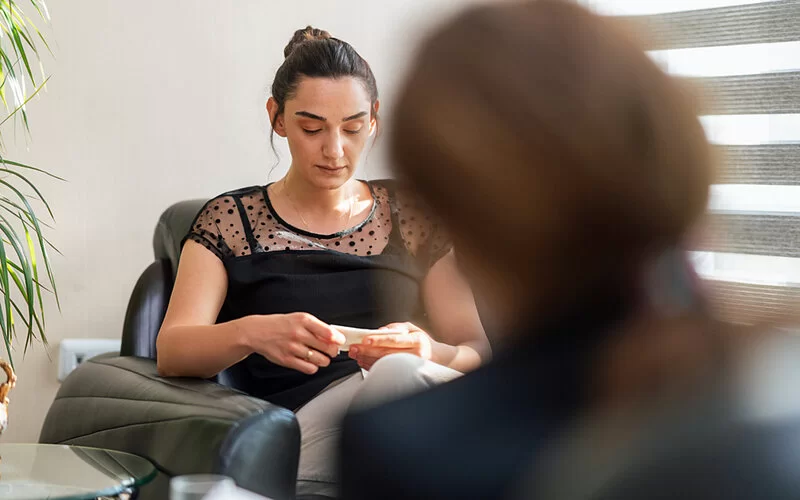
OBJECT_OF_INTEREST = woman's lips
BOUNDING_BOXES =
[316,165,347,172]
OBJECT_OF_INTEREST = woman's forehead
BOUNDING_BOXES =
[287,76,371,116]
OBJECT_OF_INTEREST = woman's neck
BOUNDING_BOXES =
[280,171,356,217]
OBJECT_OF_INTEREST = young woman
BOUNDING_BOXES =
[155,26,490,497]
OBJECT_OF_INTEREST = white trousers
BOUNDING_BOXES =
[295,353,462,498]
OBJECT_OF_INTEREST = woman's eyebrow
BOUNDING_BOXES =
[294,110,368,122]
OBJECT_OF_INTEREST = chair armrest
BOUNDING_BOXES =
[40,354,300,500]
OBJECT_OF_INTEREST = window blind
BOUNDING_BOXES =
[605,0,800,324]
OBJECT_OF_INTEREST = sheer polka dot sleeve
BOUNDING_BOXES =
[182,194,242,261]
[395,187,453,270]
[425,220,453,268]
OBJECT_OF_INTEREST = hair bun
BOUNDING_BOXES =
[284,26,332,58]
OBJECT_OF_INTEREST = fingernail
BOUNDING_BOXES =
[350,346,359,355]
[365,339,373,345]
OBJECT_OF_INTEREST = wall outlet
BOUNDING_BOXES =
[58,338,121,382]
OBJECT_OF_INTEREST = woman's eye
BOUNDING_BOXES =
[344,129,362,135]
[303,129,322,135]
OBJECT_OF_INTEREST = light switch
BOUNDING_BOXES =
[58,338,121,382]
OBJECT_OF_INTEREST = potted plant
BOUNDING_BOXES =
[0,0,60,435]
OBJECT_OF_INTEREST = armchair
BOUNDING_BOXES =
[39,200,302,500]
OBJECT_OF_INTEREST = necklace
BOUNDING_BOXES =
[281,178,356,233]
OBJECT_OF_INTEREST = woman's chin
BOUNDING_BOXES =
[310,166,353,188]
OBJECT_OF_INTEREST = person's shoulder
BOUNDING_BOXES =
[365,178,397,197]
[366,178,412,197]
[196,185,265,212]
[205,185,264,203]
[366,178,397,189]
[366,178,434,214]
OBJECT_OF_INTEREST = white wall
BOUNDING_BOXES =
[3,0,485,443]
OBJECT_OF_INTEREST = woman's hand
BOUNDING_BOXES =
[238,313,345,375]
[348,322,434,370]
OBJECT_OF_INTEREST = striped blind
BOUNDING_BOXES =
[587,0,800,324]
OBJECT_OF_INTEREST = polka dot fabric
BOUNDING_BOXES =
[183,180,452,268]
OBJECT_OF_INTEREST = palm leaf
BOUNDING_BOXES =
[0,75,49,131]
[0,226,13,366]
[22,219,42,338]
[0,158,56,217]
[7,259,48,292]
[0,179,57,309]
[0,157,64,180]
[0,211,34,350]
[0,0,57,363]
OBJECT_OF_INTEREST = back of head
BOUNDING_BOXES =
[391,0,713,327]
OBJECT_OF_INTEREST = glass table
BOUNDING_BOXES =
[0,443,156,499]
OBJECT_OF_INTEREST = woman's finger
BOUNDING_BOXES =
[351,345,415,360]
[378,322,412,332]
[301,314,346,345]
[297,329,340,358]
[364,333,417,347]
[284,355,319,375]
[289,343,331,368]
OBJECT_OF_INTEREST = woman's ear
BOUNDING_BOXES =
[369,100,380,136]
[267,97,287,138]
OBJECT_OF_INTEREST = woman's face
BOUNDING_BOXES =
[269,76,377,189]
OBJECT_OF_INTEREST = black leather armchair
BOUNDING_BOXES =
[39,200,302,500]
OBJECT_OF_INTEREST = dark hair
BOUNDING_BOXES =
[269,26,379,156]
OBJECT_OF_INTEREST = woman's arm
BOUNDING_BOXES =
[156,241,247,378]
[423,249,491,371]
[156,241,343,378]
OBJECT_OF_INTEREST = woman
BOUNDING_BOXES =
[340,1,724,498]
[156,26,489,497]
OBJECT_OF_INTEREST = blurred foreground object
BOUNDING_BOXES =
[520,332,800,500]
[342,0,800,498]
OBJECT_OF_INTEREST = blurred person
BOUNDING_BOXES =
[338,0,741,498]
[156,26,489,498]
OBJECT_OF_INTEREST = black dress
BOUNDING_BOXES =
[183,179,450,410]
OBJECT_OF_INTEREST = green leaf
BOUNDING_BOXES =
[0,153,56,219]
[0,223,14,368]
[0,179,58,309]
[0,157,64,181]
[8,12,33,85]
[7,259,49,292]
[0,0,56,360]
[0,209,35,347]
[0,202,52,230]
[22,218,40,338]
[6,261,34,352]
[0,75,50,132]
[1,273,46,355]
[27,0,49,22]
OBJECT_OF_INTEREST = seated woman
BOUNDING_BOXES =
[155,26,490,498]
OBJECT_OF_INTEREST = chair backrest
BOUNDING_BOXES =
[153,199,208,281]
[120,199,205,359]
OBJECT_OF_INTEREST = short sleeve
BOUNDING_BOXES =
[182,194,244,261]
[394,187,453,270]
[425,220,453,268]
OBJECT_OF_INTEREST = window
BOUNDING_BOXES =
[584,0,800,324]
